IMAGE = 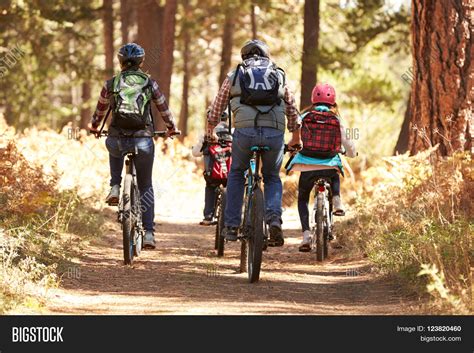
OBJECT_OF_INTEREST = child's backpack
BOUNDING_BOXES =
[111,71,153,130]
[301,110,342,158]
[233,57,283,107]
[203,142,232,185]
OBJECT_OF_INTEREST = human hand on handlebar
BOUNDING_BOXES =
[287,129,302,150]
[88,123,100,138]
[166,128,181,138]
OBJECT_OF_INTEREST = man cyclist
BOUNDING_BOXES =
[207,39,301,246]
[89,43,179,249]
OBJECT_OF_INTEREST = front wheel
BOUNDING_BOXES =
[122,174,134,265]
[248,187,264,283]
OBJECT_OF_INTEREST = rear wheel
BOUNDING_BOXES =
[132,184,142,257]
[213,189,221,250]
[216,189,226,257]
[315,193,325,262]
[122,174,134,265]
[248,187,264,283]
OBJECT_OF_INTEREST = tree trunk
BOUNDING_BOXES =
[157,0,178,101]
[80,81,91,129]
[300,0,320,110]
[151,0,177,131]
[120,0,130,44]
[408,0,472,156]
[103,0,114,78]
[394,92,412,155]
[138,0,163,129]
[178,0,191,141]
[218,3,235,85]
[251,2,257,39]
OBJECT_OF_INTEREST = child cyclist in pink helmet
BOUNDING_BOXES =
[287,83,357,252]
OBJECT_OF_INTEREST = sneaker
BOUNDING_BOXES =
[106,185,120,206]
[143,231,156,249]
[332,195,345,216]
[268,217,284,247]
[199,217,214,226]
[224,226,239,241]
[298,230,312,252]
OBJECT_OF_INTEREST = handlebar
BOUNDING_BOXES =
[153,130,181,138]
[89,130,181,139]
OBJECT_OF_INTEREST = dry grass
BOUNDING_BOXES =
[0,117,203,312]
[337,147,473,313]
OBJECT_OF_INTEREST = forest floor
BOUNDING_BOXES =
[35,208,424,315]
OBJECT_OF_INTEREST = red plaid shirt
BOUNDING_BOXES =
[91,76,176,130]
[207,76,300,133]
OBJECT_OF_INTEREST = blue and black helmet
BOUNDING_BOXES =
[117,43,145,67]
[241,39,270,60]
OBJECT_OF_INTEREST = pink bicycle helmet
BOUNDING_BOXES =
[311,83,336,105]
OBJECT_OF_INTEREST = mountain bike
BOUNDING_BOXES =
[284,144,333,261]
[94,130,179,265]
[219,145,268,283]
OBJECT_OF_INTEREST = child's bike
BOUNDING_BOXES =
[94,130,180,265]
[311,177,334,261]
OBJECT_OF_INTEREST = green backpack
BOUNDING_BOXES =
[112,70,152,130]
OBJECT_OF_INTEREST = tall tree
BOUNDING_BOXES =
[250,2,257,39]
[218,2,235,85]
[137,0,163,129]
[103,0,114,78]
[178,0,191,140]
[158,0,178,103]
[300,0,320,110]
[120,0,131,44]
[408,0,472,155]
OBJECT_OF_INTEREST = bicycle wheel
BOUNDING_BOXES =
[248,187,264,283]
[216,189,226,257]
[315,193,325,262]
[323,204,330,259]
[122,174,134,265]
[132,184,142,257]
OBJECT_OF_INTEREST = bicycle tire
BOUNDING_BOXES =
[216,189,226,257]
[323,209,329,259]
[132,184,142,257]
[248,187,264,283]
[122,174,134,265]
[316,193,325,262]
[214,188,221,250]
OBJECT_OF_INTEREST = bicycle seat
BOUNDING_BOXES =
[121,145,139,157]
[250,146,270,152]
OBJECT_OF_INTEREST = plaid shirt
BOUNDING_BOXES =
[207,76,300,133]
[91,76,176,130]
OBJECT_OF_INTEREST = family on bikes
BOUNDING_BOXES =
[89,39,357,268]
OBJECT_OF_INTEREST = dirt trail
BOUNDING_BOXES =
[44,209,421,315]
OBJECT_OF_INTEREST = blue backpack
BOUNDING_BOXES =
[232,57,283,107]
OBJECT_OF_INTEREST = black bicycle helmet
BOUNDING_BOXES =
[118,43,145,68]
[241,39,270,60]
